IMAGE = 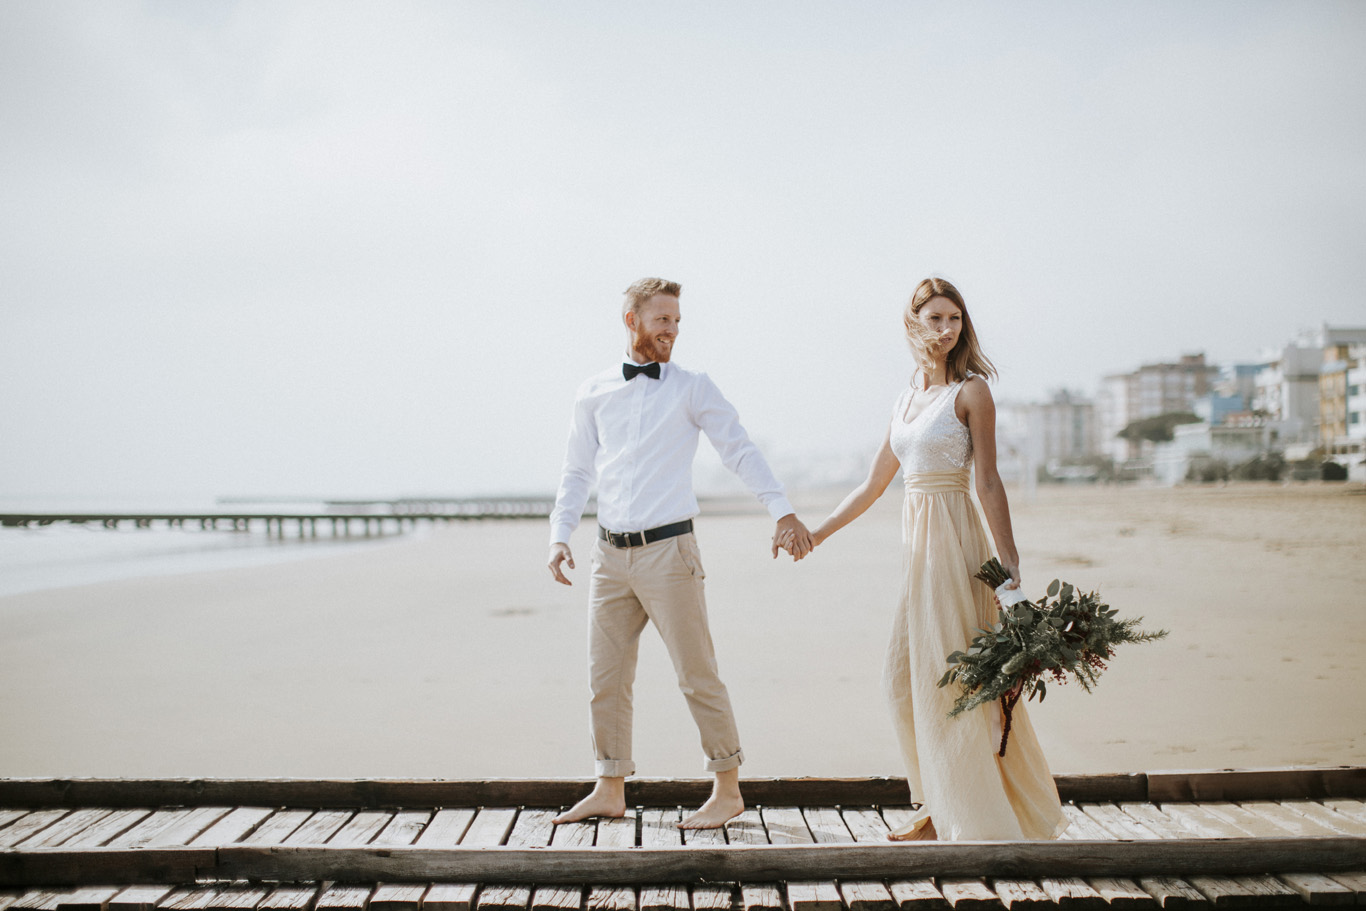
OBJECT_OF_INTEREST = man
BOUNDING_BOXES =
[547,277,812,829]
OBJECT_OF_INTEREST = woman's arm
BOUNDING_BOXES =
[811,424,901,547]
[960,377,1021,588]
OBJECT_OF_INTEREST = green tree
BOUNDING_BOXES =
[1118,411,1201,444]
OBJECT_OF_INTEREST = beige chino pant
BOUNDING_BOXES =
[587,531,744,777]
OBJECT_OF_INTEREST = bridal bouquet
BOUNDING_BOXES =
[937,558,1168,756]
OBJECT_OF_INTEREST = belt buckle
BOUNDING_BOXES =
[609,530,644,548]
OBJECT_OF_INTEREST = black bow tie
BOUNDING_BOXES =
[623,361,661,381]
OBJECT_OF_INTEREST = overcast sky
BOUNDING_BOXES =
[3,1,1364,502]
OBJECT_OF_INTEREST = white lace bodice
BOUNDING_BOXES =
[890,379,973,475]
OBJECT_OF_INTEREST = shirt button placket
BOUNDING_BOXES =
[624,376,645,535]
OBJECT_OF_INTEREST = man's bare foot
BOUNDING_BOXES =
[887,818,937,841]
[678,791,744,829]
[554,777,626,824]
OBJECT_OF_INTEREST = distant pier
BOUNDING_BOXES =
[0,497,583,538]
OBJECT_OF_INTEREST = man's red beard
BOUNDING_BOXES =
[631,331,674,364]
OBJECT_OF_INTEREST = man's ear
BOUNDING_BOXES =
[623,309,637,333]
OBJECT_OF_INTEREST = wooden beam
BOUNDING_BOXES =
[0,771,1281,809]
[0,848,213,886]
[1148,768,1366,802]
[6,838,1365,886]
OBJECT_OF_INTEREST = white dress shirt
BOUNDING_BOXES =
[549,360,794,545]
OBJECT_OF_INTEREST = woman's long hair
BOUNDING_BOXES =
[904,277,997,383]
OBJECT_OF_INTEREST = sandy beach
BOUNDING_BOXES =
[1,482,1362,780]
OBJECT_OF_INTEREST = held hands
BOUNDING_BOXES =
[548,543,575,585]
[771,513,815,561]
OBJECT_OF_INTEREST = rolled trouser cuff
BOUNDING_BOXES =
[595,758,636,778]
[704,748,744,773]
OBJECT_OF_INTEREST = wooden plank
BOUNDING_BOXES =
[1322,800,1366,826]
[52,886,120,911]
[1135,878,1210,911]
[1148,768,1366,803]
[1079,803,1161,840]
[1036,877,1107,911]
[12,810,113,848]
[0,777,903,810]
[328,809,392,845]
[1324,872,1366,902]
[455,809,515,846]
[1162,801,1344,906]
[415,808,479,846]
[813,808,894,911]
[478,809,557,911]
[0,812,27,832]
[370,809,434,911]
[992,879,1053,911]
[878,807,951,910]
[680,824,733,911]
[8,769,1362,811]
[424,885,475,911]
[1159,804,1291,908]
[104,807,230,848]
[0,847,211,888]
[281,809,354,845]
[587,812,638,911]
[373,810,433,846]
[1058,806,1156,910]
[257,885,319,911]
[106,886,173,911]
[11,890,73,911]
[1114,804,1221,910]
[0,811,70,848]
[369,884,429,911]
[888,881,952,911]
[315,884,372,911]
[1087,879,1157,910]
[1189,875,1301,909]
[762,808,840,911]
[1237,802,1342,838]
[159,886,220,911]
[1276,873,1355,906]
[59,809,150,848]
[204,884,271,910]
[1058,774,1149,804]
[639,808,688,911]
[237,809,312,845]
[939,880,998,911]
[188,807,274,846]
[1280,801,1366,836]
[725,810,783,911]
[1199,803,1294,838]
[425,808,515,911]
[17,836,1366,888]
[530,819,594,911]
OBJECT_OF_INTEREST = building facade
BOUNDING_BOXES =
[1096,353,1219,465]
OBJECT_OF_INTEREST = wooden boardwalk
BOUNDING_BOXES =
[2,770,1364,910]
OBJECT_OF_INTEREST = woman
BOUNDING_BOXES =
[806,278,1065,841]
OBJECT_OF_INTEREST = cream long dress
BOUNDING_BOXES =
[885,379,1067,841]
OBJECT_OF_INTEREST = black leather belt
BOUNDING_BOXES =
[598,519,694,549]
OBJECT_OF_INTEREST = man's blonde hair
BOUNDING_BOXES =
[623,277,682,317]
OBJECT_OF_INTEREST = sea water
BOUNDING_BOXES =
[0,496,416,598]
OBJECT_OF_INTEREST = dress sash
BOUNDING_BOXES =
[903,468,970,496]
